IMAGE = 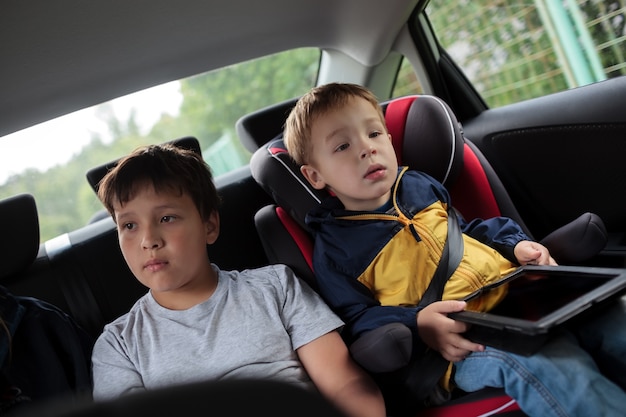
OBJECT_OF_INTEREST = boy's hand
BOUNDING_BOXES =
[416,300,484,362]
[514,240,558,266]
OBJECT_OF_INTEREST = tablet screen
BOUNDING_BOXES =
[463,269,617,322]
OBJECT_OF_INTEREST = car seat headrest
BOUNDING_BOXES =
[383,95,464,187]
[236,97,299,153]
[250,137,325,232]
[85,136,203,194]
[0,193,39,282]
[250,95,465,228]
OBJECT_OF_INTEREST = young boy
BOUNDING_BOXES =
[90,144,385,417]
[283,82,626,417]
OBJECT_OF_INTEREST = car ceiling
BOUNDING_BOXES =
[0,0,418,138]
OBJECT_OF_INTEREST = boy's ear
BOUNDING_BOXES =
[300,164,326,190]
[205,211,220,245]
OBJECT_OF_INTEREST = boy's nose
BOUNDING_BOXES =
[144,241,161,249]
[142,231,162,249]
[360,145,377,159]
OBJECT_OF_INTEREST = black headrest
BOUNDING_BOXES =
[85,136,202,194]
[250,95,465,229]
[236,97,298,153]
[0,194,39,281]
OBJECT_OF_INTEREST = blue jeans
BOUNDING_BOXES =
[453,297,626,417]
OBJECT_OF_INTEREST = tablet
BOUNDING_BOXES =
[449,265,626,356]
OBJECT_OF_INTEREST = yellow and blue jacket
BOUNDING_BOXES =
[306,166,528,347]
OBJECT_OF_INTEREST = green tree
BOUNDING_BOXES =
[152,48,318,152]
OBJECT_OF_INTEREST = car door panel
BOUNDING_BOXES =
[462,76,626,266]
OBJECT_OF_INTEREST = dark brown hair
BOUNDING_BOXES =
[97,144,220,221]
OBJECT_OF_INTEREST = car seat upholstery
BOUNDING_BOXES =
[244,94,609,415]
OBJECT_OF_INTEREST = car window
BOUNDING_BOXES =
[426,0,626,108]
[392,57,426,97]
[0,48,320,242]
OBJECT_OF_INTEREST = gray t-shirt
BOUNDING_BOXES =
[92,264,343,400]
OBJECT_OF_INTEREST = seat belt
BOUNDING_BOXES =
[420,206,464,306]
[400,206,465,407]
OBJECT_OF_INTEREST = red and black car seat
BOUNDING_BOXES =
[245,94,606,416]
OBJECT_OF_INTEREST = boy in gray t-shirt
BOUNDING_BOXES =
[91,144,385,417]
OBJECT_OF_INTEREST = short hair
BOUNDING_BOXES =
[97,144,220,221]
[284,83,385,166]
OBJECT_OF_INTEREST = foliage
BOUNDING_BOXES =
[170,48,319,152]
[426,0,625,107]
[1,48,319,242]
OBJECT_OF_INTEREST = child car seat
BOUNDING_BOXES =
[245,94,607,416]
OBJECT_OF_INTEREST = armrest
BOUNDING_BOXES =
[349,323,413,373]
[540,212,607,264]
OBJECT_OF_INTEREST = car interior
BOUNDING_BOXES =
[2,91,614,417]
[3,1,626,416]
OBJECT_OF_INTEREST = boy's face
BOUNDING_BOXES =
[300,96,398,211]
[112,184,219,309]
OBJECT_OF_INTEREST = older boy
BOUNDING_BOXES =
[90,144,385,417]
[284,82,626,416]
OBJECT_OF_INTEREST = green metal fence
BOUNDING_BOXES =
[426,0,626,107]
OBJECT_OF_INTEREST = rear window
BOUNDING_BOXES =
[0,48,320,242]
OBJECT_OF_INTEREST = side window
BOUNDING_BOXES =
[426,1,626,107]
[392,57,425,97]
[0,48,320,242]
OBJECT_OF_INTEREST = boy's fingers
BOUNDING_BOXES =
[455,336,484,353]
[433,300,466,314]
[442,338,483,362]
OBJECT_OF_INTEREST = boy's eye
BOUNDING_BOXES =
[161,215,176,223]
[122,222,136,231]
[369,131,382,138]
[334,143,349,152]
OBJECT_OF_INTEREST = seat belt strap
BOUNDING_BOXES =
[400,207,465,406]
[419,207,464,306]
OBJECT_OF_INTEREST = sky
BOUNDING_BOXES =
[0,81,182,184]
